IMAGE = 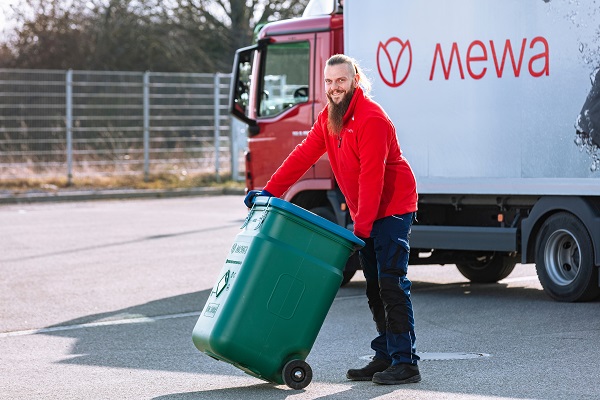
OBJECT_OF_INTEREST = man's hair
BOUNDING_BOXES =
[326,54,372,95]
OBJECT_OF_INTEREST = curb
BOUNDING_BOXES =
[0,187,246,205]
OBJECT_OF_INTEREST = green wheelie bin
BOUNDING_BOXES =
[192,196,364,389]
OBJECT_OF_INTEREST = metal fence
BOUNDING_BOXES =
[0,69,246,183]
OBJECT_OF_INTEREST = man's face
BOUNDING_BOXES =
[324,63,357,105]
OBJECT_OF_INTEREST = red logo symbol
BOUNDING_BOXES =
[377,37,413,87]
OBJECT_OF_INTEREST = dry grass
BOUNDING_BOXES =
[0,173,245,193]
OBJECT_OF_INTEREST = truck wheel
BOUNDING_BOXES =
[456,252,516,283]
[535,212,599,302]
[309,206,358,285]
[282,359,312,390]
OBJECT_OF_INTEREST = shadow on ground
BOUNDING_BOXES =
[39,276,600,400]
[41,279,553,372]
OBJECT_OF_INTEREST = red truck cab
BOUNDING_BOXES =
[233,8,343,197]
[229,2,359,282]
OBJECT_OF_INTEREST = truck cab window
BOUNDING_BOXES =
[258,42,310,118]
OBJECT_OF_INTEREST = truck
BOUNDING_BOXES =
[228,0,600,302]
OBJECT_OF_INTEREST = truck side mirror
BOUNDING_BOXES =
[229,45,259,130]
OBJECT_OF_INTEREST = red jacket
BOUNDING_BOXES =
[264,86,418,238]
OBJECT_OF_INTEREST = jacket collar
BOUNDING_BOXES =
[343,85,363,125]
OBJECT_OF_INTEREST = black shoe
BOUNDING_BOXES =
[346,358,392,381]
[372,363,421,385]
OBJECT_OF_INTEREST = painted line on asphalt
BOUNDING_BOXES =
[1,294,365,338]
[0,311,201,339]
[1,276,539,339]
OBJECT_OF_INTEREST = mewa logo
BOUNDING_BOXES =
[376,36,550,88]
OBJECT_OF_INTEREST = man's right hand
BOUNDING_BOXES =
[243,189,273,208]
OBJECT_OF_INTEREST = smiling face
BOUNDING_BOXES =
[324,62,358,105]
[324,61,359,135]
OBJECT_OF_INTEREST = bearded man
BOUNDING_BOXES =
[244,54,420,385]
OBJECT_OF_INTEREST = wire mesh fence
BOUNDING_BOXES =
[0,69,246,183]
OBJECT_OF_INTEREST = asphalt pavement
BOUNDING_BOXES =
[1,195,599,400]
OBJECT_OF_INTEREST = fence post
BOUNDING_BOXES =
[65,69,73,185]
[143,71,150,182]
[214,73,221,182]
[230,116,238,182]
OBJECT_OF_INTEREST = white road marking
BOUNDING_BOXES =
[0,311,201,338]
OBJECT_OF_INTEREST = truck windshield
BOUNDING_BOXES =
[258,41,310,118]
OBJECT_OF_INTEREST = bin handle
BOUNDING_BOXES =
[254,207,269,230]
[240,208,254,229]
[240,196,270,229]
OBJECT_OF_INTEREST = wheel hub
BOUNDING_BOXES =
[544,229,580,286]
[292,368,305,381]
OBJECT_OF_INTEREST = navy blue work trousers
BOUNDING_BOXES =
[358,212,419,365]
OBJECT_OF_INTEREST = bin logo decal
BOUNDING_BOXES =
[231,243,249,255]
[377,37,412,88]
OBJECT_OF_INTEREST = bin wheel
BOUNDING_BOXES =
[282,359,312,390]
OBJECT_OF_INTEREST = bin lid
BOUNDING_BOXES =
[254,196,365,248]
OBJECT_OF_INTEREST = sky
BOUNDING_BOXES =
[0,0,19,40]
[0,1,11,39]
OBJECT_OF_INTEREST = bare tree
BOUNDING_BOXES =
[164,0,310,71]
[0,0,310,72]
[0,0,93,69]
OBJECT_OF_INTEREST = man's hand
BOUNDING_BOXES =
[243,189,273,208]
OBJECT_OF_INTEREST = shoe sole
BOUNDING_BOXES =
[346,375,376,381]
[372,374,421,385]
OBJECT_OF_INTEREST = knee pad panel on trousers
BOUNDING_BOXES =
[380,276,412,333]
[366,281,386,333]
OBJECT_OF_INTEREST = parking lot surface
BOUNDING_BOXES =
[1,196,599,399]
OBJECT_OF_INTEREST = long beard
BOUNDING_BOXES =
[327,86,355,135]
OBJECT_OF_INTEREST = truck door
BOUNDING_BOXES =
[231,33,329,191]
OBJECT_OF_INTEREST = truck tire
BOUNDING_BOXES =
[456,252,517,283]
[534,212,599,302]
[309,206,359,286]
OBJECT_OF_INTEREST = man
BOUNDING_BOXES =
[244,54,420,385]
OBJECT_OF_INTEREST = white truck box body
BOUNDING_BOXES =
[345,0,600,195]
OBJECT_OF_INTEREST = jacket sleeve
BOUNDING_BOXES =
[263,116,327,197]
[353,116,393,238]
